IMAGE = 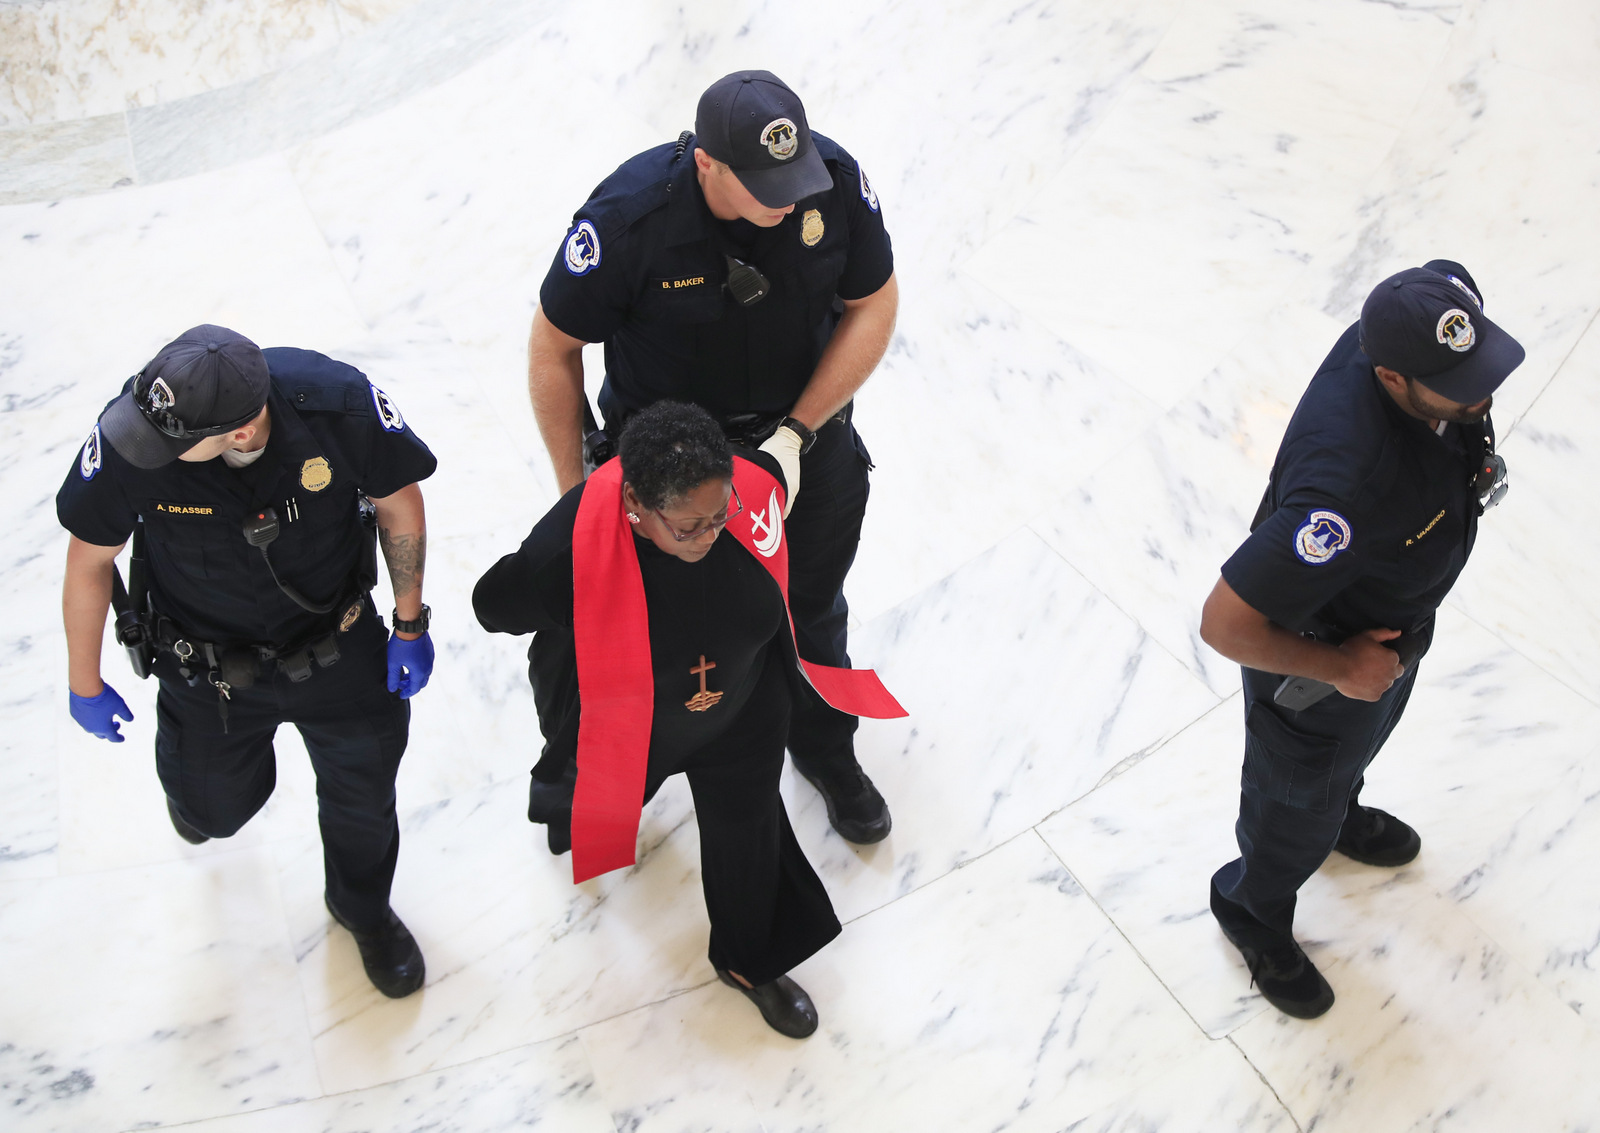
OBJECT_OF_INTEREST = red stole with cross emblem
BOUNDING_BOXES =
[568,455,906,884]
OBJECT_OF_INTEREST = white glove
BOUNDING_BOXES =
[759,425,804,518]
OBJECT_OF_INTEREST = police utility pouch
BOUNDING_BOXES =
[1273,630,1426,710]
[109,521,155,679]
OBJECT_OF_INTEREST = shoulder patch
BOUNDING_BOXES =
[858,166,880,212]
[1293,509,1353,565]
[371,384,405,432]
[564,220,602,276]
[80,424,103,480]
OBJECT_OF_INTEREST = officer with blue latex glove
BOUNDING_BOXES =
[57,324,439,1000]
[387,626,434,699]
[69,682,135,741]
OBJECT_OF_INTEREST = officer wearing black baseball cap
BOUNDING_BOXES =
[524,70,900,865]
[1197,261,1523,1019]
[58,324,439,998]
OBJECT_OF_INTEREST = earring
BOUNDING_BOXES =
[627,512,641,523]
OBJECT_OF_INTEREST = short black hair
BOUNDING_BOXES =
[618,400,733,510]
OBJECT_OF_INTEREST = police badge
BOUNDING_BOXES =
[300,456,333,492]
[801,209,824,247]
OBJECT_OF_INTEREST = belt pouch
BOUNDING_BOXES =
[218,649,258,690]
[279,649,313,683]
[311,634,341,670]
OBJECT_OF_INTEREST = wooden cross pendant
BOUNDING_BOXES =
[684,654,724,712]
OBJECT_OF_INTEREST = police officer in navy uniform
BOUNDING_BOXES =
[1199,261,1525,1018]
[526,71,899,846]
[58,325,438,998]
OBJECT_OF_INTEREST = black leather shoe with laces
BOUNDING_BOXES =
[167,798,210,845]
[1334,804,1420,867]
[1210,885,1334,1019]
[326,896,426,998]
[795,756,891,844]
[717,970,819,1038]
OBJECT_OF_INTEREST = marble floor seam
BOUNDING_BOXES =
[1030,826,1241,1046]
[287,165,377,339]
[1226,1033,1307,1133]
[1025,516,1227,710]
[1443,595,1600,710]
[1501,304,1600,439]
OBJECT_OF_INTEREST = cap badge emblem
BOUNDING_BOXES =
[761,118,799,160]
[148,377,176,411]
[1437,309,1475,352]
[300,456,333,492]
[801,209,824,247]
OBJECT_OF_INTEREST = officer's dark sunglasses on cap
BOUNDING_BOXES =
[132,371,262,440]
[654,484,744,541]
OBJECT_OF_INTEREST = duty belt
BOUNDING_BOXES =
[149,594,367,730]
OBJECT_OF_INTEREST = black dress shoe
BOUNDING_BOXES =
[166,798,210,845]
[325,896,426,998]
[796,757,891,844]
[528,775,574,857]
[1210,887,1333,1019]
[717,969,818,1038]
[1335,805,1421,867]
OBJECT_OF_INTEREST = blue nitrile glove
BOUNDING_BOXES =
[70,683,134,742]
[386,631,434,699]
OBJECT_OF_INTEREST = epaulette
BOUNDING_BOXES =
[264,347,374,415]
[586,141,680,236]
[812,133,853,176]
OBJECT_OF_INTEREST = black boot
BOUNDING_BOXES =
[326,896,426,998]
[717,969,819,1038]
[794,755,891,844]
[166,798,210,845]
[1210,882,1333,1019]
[1335,804,1420,867]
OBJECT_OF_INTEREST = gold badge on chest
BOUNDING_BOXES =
[300,456,333,492]
[801,208,824,247]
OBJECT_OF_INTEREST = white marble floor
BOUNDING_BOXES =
[3,1,1599,1130]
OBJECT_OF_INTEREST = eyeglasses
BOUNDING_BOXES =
[133,371,260,440]
[654,484,743,541]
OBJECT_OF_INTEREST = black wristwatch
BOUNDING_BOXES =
[778,416,818,454]
[392,604,431,635]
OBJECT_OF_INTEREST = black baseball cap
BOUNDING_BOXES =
[100,325,271,468]
[694,70,833,208]
[1359,260,1525,405]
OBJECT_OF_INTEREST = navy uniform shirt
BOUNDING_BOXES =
[1221,324,1491,639]
[57,348,437,648]
[539,133,894,422]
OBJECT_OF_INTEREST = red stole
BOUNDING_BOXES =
[568,455,907,883]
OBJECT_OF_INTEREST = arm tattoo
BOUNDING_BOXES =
[378,526,426,602]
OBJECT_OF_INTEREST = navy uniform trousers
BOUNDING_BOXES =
[154,609,408,931]
[1211,643,1426,950]
[780,410,872,777]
